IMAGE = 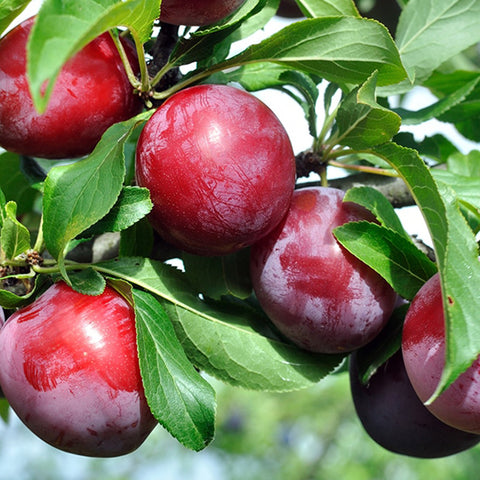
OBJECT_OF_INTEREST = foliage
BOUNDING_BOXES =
[0,0,480,456]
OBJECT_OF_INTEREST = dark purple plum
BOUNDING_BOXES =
[350,350,480,457]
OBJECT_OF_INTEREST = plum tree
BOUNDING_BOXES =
[135,83,296,256]
[159,0,246,26]
[402,273,480,435]
[350,350,480,458]
[0,17,142,159]
[250,187,397,354]
[0,281,157,457]
[1,0,480,464]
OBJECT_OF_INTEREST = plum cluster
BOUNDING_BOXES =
[1,3,479,461]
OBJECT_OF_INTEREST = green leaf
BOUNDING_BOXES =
[229,0,279,41]
[80,186,153,238]
[343,186,410,239]
[336,71,401,148]
[296,0,360,17]
[0,152,39,215]
[0,201,30,259]
[0,397,10,422]
[334,221,437,300]
[395,0,480,86]
[371,142,480,399]
[42,114,148,268]
[28,0,159,111]
[393,132,458,163]
[0,269,39,309]
[447,150,480,177]
[169,0,268,67]
[183,249,252,301]
[394,76,480,125]
[0,0,30,35]
[0,187,5,212]
[163,296,343,391]
[432,170,480,212]
[69,268,106,296]
[119,217,154,258]
[133,288,216,452]
[93,257,344,391]
[216,17,407,87]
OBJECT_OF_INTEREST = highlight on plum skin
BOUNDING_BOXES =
[0,281,157,457]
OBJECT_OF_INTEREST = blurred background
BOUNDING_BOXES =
[2,2,480,479]
[2,372,480,480]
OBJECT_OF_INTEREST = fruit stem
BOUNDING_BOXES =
[111,30,149,93]
[32,216,45,254]
[149,61,176,91]
[328,159,399,177]
[315,102,340,150]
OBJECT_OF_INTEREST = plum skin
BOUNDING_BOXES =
[0,17,143,159]
[160,0,246,26]
[135,84,296,256]
[0,282,157,457]
[250,187,397,354]
[277,0,304,18]
[402,272,480,434]
[350,350,480,458]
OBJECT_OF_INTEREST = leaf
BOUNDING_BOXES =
[394,75,480,125]
[0,397,10,422]
[211,16,407,88]
[0,270,39,309]
[119,217,154,258]
[371,142,480,399]
[343,186,411,239]
[296,0,360,17]
[432,170,480,212]
[335,71,401,148]
[229,0,279,42]
[93,257,344,391]
[447,150,480,177]
[28,0,159,111]
[182,249,252,300]
[163,297,343,392]
[42,113,148,268]
[393,132,458,163]
[0,201,30,259]
[0,152,39,215]
[80,186,153,238]
[169,0,268,67]
[395,0,480,86]
[0,187,5,213]
[0,0,30,35]
[334,221,437,300]
[133,288,216,451]
[69,268,106,296]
